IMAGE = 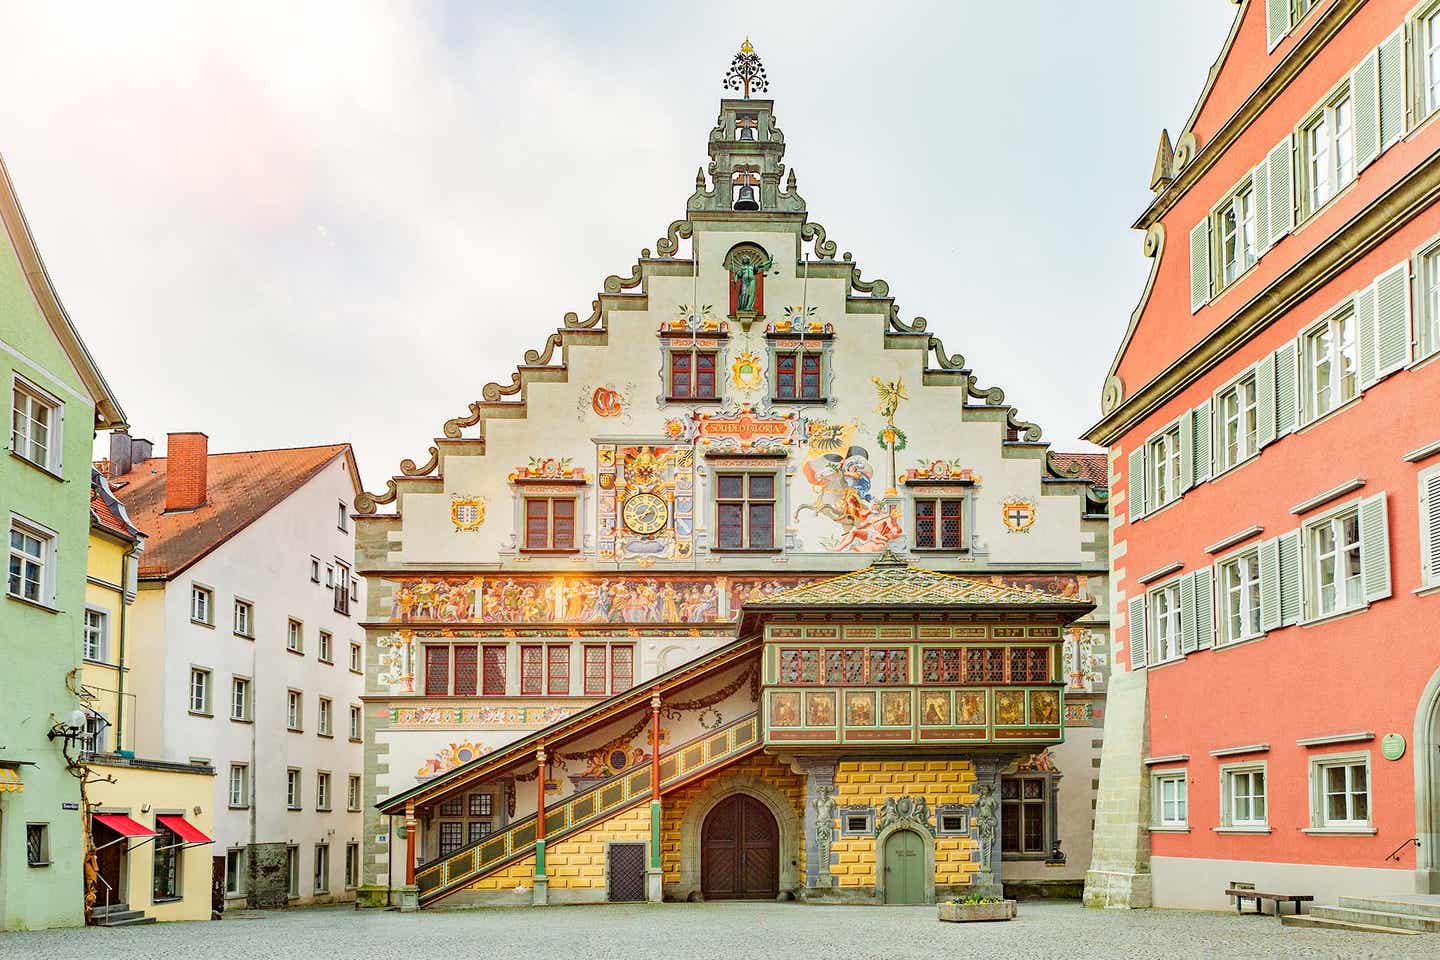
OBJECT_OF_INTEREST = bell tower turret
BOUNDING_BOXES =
[688,39,806,215]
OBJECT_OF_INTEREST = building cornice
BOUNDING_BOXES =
[1132,0,1365,232]
[1089,144,1440,447]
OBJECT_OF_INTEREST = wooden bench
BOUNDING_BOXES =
[1225,885,1313,920]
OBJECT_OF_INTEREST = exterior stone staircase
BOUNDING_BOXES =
[1282,895,1440,936]
[91,902,155,927]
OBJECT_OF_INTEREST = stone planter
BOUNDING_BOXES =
[937,900,1017,923]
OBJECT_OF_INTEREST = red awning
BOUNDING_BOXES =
[93,813,156,838]
[156,814,212,845]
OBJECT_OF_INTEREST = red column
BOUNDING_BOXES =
[404,810,417,886]
[535,748,547,840]
[650,693,662,796]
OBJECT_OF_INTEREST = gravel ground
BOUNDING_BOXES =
[1,900,1435,960]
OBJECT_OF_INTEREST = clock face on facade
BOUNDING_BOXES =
[622,492,668,535]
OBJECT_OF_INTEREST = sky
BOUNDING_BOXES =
[0,1,1236,491]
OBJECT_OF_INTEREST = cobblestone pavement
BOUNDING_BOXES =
[1,901,1435,960]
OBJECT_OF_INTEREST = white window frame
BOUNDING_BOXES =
[314,843,330,894]
[10,374,62,474]
[287,618,303,653]
[1147,423,1183,509]
[316,772,331,812]
[83,606,110,662]
[344,842,360,888]
[349,704,362,742]
[286,845,299,897]
[1300,85,1355,218]
[337,500,349,532]
[1220,762,1269,829]
[1301,305,1358,423]
[286,769,301,811]
[1215,179,1257,288]
[230,676,251,721]
[8,514,56,607]
[1213,371,1258,473]
[318,630,333,664]
[82,710,108,754]
[1308,751,1372,830]
[1420,2,1440,119]
[347,774,362,812]
[229,764,249,808]
[1303,500,1363,620]
[233,599,253,637]
[1216,547,1263,645]
[1148,580,1183,664]
[1152,770,1189,829]
[188,667,211,715]
[318,697,332,737]
[310,557,321,583]
[287,689,303,731]
[349,642,362,673]
[190,584,213,625]
[225,847,247,895]
[1416,235,1440,363]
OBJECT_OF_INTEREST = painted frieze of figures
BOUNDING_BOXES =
[385,574,824,625]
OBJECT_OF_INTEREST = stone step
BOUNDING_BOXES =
[1281,914,1421,936]
[90,902,132,917]
[1311,905,1440,932]
[98,914,156,927]
[1338,895,1440,920]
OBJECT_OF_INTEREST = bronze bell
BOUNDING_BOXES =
[739,125,755,142]
[734,184,759,211]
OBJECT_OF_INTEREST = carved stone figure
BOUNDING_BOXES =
[973,782,998,871]
[876,794,933,837]
[813,784,837,883]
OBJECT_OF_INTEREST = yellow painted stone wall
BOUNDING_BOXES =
[545,804,650,889]
[829,760,981,889]
[465,803,653,892]
[466,854,536,892]
[660,753,805,885]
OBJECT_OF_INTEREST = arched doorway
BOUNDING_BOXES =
[701,793,778,900]
[1416,667,1440,893]
[882,829,926,904]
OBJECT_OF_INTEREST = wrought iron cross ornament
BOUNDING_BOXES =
[723,37,768,99]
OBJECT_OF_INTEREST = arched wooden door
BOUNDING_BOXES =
[701,793,778,900]
[882,829,925,904]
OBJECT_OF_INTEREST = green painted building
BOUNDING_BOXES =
[0,152,126,930]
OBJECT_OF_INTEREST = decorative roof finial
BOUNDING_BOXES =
[723,37,768,99]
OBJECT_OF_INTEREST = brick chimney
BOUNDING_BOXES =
[165,432,209,512]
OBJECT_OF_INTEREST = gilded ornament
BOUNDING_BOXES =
[450,495,487,533]
[730,350,764,391]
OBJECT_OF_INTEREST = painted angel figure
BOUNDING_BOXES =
[732,251,772,312]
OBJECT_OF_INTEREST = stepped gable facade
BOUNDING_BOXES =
[353,42,1110,908]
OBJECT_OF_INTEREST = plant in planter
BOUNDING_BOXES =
[937,895,1018,922]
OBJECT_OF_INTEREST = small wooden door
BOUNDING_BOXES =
[701,794,778,900]
[92,821,125,909]
[883,829,925,904]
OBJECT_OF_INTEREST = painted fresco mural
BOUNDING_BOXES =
[796,419,903,552]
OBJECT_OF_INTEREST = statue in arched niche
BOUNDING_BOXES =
[724,242,773,318]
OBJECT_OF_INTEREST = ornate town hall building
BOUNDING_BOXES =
[352,44,1110,909]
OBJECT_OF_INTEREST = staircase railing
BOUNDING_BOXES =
[415,710,760,904]
[1385,837,1420,862]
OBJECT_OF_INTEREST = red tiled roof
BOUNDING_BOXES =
[90,486,139,541]
[1050,452,1107,487]
[110,445,352,579]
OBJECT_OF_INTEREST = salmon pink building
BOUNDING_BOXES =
[1085,0,1440,915]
